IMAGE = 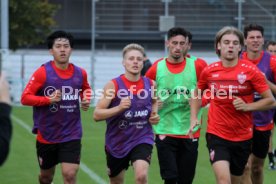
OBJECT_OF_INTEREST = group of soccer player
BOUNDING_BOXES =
[19,23,276,184]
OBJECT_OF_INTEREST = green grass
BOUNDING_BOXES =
[0,107,275,183]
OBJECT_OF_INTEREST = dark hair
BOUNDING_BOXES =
[47,30,74,49]
[265,40,276,49]
[243,23,264,39]
[167,27,188,40]
[187,31,193,43]
[215,26,244,56]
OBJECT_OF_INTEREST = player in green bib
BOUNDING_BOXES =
[146,27,207,184]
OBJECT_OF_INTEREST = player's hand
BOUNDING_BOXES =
[49,90,61,103]
[188,118,200,139]
[233,96,248,111]
[157,99,163,110]
[149,112,160,125]
[119,96,131,110]
[0,73,11,105]
[81,97,90,111]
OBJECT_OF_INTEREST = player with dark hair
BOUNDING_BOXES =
[146,27,207,184]
[21,30,91,184]
[240,24,276,183]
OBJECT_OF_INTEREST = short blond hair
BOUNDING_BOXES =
[122,43,145,58]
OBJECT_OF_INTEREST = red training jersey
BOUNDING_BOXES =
[198,59,269,141]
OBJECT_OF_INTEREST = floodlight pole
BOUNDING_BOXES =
[91,0,97,104]
[234,0,244,30]
[0,0,9,75]
[161,0,172,56]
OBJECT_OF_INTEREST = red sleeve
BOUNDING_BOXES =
[21,66,51,106]
[252,67,270,94]
[195,58,208,80]
[270,56,276,82]
[111,79,118,94]
[80,68,92,101]
[197,67,209,91]
[145,58,164,81]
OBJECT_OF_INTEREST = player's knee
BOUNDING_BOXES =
[135,172,147,184]
[39,174,53,184]
[62,170,77,182]
[251,164,263,176]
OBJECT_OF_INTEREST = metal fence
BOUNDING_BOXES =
[49,0,276,48]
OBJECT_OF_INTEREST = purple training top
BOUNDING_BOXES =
[33,61,83,143]
[105,76,154,158]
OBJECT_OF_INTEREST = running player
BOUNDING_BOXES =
[21,30,91,184]
[240,24,276,184]
[190,26,275,184]
[146,27,207,184]
[266,40,276,170]
[93,43,159,184]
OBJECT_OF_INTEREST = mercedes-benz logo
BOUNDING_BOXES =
[49,103,59,112]
[118,120,128,129]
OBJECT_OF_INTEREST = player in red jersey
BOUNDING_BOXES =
[21,31,91,184]
[190,26,275,184]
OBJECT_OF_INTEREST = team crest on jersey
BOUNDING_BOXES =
[124,110,133,119]
[237,73,247,84]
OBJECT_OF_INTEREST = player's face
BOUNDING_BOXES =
[267,45,276,56]
[49,38,72,64]
[217,33,241,62]
[166,35,188,62]
[123,50,144,75]
[245,30,264,53]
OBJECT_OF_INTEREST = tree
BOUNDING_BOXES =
[9,0,59,50]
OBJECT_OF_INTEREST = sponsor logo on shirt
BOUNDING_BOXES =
[62,94,79,100]
[212,73,219,78]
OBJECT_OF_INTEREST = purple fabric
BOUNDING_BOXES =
[242,52,275,126]
[33,61,83,142]
[105,76,154,158]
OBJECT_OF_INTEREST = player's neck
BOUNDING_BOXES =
[53,61,69,70]
[167,55,184,64]
[221,58,238,68]
[124,72,140,82]
[246,50,262,60]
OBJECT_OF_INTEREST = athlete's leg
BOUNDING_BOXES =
[39,167,56,184]
[268,128,275,169]
[131,143,152,184]
[250,154,265,184]
[61,163,79,184]
[109,170,126,184]
[58,140,81,184]
[155,135,178,184]
[133,160,149,184]
[36,141,58,184]
[177,138,198,184]
[212,160,231,184]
